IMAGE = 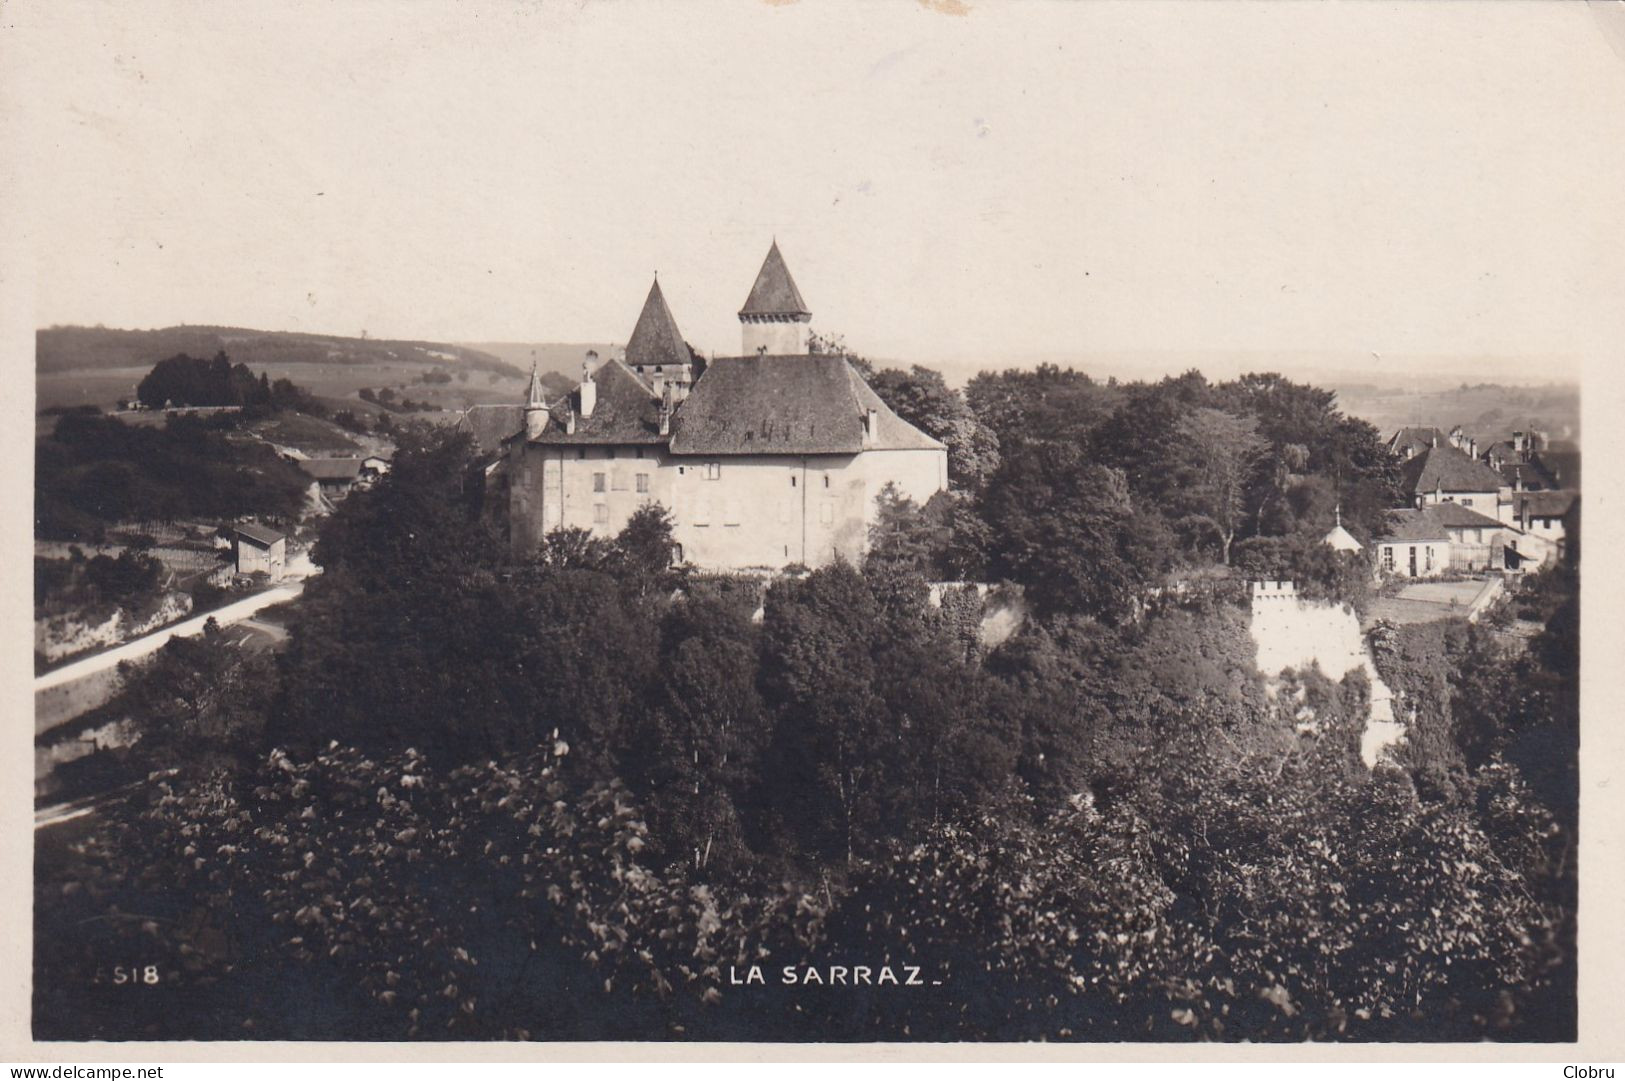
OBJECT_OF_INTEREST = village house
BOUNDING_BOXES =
[1374,509,1452,579]
[1397,441,1510,520]
[500,243,948,571]
[232,522,287,580]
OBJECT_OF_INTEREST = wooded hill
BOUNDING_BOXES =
[38,325,524,379]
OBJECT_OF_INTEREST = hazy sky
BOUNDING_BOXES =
[4,1,1622,378]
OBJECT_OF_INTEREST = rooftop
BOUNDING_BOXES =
[668,354,944,455]
[739,240,810,319]
[233,522,285,546]
[531,358,667,445]
[1399,443,1506,496]
[299,458,364,481]
[624,278,692,371]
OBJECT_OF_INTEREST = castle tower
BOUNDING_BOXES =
[523,362,548,440]
[739,240,811,356]
[624,276,694,398]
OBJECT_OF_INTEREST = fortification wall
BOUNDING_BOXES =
[1248,580,1403,767]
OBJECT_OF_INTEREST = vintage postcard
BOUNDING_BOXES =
[2,0,1622,1064]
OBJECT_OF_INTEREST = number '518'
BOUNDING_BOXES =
[112,965,160,985]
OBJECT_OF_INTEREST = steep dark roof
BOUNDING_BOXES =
[1388,427,1446,458]
[1429,503,1505,530]
[1531,448,1580,489]
[299,458,363,482]
[1515,490,1577,518]
[233,522,284,547]
[739,241,810,318]
[457,403,525,454]
[1496,458,1559,491]
[1399,444,1506,496]
[624,278,691,370]
[532,358,666,445]
[668,354,943,455]
[1380,508,1451,543]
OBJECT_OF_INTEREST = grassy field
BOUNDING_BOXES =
[39,360,533,414]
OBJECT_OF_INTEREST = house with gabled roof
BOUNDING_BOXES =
[500,243,948,569]
[1398,442,1509,520]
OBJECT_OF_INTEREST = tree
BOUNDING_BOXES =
[868,365,1000,491]
[982,442,1154,620]
[1175,407,1269,564]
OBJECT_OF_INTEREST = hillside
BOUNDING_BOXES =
[38,325,523,378]
[1330,381,1579,444]
[455,342,620,381]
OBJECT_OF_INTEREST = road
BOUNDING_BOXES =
[37,581,305,693]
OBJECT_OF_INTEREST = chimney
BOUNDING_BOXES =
[578,358,597,418]
[1513,430,1525,455]
[564,408,577,435]
[659,383,674,437]
[1468,437,1477,459]
[861,407,877,446]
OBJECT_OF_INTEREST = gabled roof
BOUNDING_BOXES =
[668,354,944,455]
[457,403,525,454]
[1399,443,1506,496]
[1322,523,1362,552]
[233,522,284,547]
[739,241,810,318]
[1496,458,1559,491]
[1515,490,1578,518]
[299,458,363,481]
[624,278,692,371]
[1388,426,1446,458]
[1380,508,1451,543]
[1531,448,1579,489]
[532,358,666,445]
[1429,503,1506,530]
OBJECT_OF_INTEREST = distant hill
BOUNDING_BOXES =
[1330,381,1579,445]
[456,343,621,382]
[38,325,524,378]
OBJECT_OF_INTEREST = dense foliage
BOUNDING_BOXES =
[35,412,310,540]
[34,366,1575,1042]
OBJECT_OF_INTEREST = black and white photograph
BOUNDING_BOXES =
[4,0,1621,1059]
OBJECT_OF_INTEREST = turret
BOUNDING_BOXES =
[739,239,812,356]
[524,363,548,440]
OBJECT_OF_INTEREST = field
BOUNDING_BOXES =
[39,361,533,415]
[1332,381,1579,444]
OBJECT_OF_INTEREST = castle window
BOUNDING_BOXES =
[593,504,609,525]
[636,474,649,493]
[705,462,721,481]
[790,475,797,487]
[823,475,830,489]
[635,447,644,459]
[577,448,586,460]
[593,472,606,492]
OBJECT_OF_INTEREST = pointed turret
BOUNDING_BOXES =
[524,362,548,439]
[625,277,691,371]
[739,240,812,355]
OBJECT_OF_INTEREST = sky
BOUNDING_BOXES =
[3,1,1622,383]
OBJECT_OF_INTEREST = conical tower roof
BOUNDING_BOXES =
[624,277,691,370]
[524,362,547,408]
[739,240,810,318]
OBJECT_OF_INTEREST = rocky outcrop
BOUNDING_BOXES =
[35,591,194,665]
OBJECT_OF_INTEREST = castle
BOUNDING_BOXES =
[500,243,948,571]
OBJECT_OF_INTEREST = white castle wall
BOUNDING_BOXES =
[1248,581,1403,768]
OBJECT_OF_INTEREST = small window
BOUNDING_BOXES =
[635,447,644,459]
[790,475,797,487]
[823,474,830,489]
[1460,497,1473,507]
[705,462,721,481]
[593,472,606,493]
[577,448,586,460]
[1382,547,1394,571]
[593,504,609,525]
[636,474,649,493]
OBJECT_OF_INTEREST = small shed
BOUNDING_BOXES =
[299,457,365,495]
[233,523,287,581]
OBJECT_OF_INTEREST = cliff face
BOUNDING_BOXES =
[35,591,194,664]
[1248,583,1403,767]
